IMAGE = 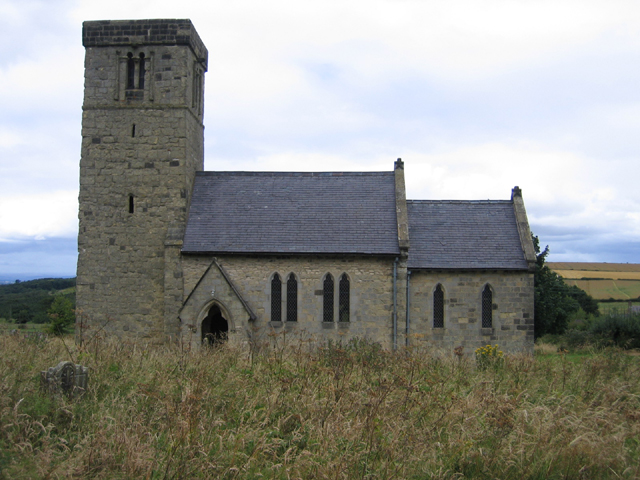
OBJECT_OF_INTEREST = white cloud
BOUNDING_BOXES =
[401,142,640,239]
[0,129,24,148]
[0,0,639,272]
[0,191,78,239]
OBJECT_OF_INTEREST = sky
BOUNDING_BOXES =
[1,0,639,281]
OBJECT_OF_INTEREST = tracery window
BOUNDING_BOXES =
[286,273,298,322]
[433,284,444,328]
[482,284,493,328]
[338,273,350,322]
[323,273,334,322]
[271,273,282,322]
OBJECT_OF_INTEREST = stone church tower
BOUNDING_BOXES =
[77,20,208,341]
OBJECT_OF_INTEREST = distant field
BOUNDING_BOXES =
[547,262,640,272]
[547,262,640,300]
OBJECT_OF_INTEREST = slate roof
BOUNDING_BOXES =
[407,200,528,270]
[182,171,401,255]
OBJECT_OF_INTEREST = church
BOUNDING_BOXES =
[76,19,536,353]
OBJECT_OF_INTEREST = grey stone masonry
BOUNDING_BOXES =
[511,187,537,270]
[77,19,207,343]
[407,270,534,354]
[83,19,208,69]
[181,255,400,350]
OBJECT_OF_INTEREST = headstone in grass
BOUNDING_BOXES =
[41,361,89,398]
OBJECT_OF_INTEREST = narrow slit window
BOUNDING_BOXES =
[128,195,134,214]
[323,274,334,322]
[338,273,350,322]
[271,273,282,322]
[286,274,298,322]
[482,285,493,328]
[433,284,444,328]
[131,124,136,137]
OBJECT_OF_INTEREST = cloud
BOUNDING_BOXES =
[0,236,77,281]
[400,142,640,246]
[0,191,78,239]
[0,0,639,278]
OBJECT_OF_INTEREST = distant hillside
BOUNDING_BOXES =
[0,278,76,323]
[547,263,640,301]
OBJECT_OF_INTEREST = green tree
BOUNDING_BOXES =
[47,296,75,335]
[567,284,600,316]
[533,235,597,337]
[15,309,31,324]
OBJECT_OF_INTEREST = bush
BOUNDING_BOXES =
[590,313,640,349]
[475,344,504,370]
[46,296,75,335]
[563,329,598,350]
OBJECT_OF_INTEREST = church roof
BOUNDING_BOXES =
[407,200,529,270]
[182,171,401,255]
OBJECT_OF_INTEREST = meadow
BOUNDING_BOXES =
[547,262,640,301]
[1,334,640,479]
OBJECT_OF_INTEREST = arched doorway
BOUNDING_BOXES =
[201,304,229,345]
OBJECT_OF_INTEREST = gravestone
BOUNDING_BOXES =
[41,361,89,397]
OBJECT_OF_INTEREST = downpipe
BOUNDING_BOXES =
[393,257,398,351]
[406,269,411,348]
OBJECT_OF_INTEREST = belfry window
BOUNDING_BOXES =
[338,273,350,322]
[271,273,282,322]
[482,285,493,328]
[286,273,298,322]
[323,274,334,322]
[138,53,146,89]
[125,52,146,98]
[126,53,135,89]
[433,284,444,328]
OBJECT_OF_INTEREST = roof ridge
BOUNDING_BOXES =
[407,199,512,204]
[196,171,393,177]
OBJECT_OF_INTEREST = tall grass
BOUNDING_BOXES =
[1,334,639,479]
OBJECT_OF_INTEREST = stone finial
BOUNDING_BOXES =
[394,158,404,170]
[511,186,522,199]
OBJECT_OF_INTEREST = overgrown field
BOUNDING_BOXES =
[2,335,640,479]
[547,262,640,300]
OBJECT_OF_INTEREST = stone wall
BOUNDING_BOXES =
[178,256,533,354]
[180,255,401,350]
[77,20,206,343]
[407,270,534,354]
